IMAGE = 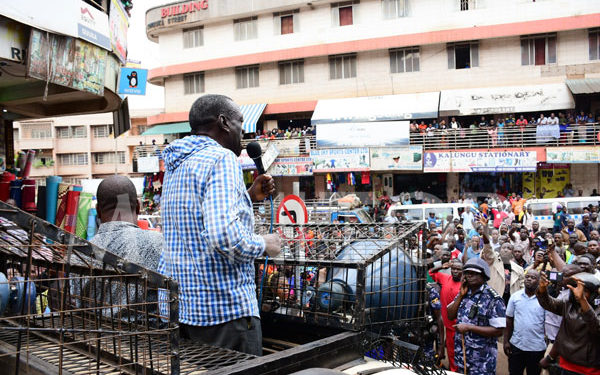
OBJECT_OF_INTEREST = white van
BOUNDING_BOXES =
[526,197,600,228]
[386,203,478,228]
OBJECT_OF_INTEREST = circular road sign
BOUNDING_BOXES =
[276,195,308,225]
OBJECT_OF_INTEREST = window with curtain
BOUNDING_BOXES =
[331,2,358,27]
[184,72,205,95]
[390,47,420,73]
[234,17,258,41]
[447,42,479,69]
[183,27,203,48]
[382,0,407,18]
[521,34,556,66]
[589,28,600,61]
[236,65,260,88]
[273,10,299,35]
[279,60,304,85]
[329,54,357,79]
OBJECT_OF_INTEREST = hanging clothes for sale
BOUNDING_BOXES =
[361,171,370,185]
[326,173,333,191]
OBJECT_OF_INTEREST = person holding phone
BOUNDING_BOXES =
[447,257,506,375]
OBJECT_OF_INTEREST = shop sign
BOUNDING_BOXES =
[0,19,28,63]
[78,1,111,50]
[267,157,313,176]
[109,0,129,63]
[369,146,423,171]
[238,150,255,170]
[423,150,537,173]
[546,147,600,164]
[316,121,409,148]
[28,29,107,96]
[311,148,369,172]
[118,67,148,95]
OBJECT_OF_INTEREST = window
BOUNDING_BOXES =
[329,54,357,79]
[234,17,257,41]
[332,1,358,27]
[93,152,126,164]
[72,126,87,138]
[460,0,476,10]
[589,28,600,60]
[92,125,111,138]
[382,0,407,18]
[281,15,293,34]
[56,127,70,138]
[390,47,419,73]
[447,42,479,69]
[279,60,304,85]
[521,34,556,65]
[23,123,52,139]
[184,72,205,95]
[235,65,259,89]
[137,125,148,135]
[274,10,299,35]
[183,26,203,48]
[58,153,88,166]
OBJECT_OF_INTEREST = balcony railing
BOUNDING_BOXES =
[133,124,600,161]
[410,123,600,150]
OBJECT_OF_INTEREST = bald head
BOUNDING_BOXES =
[97,176,139,224]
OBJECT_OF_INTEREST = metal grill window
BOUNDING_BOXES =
[382,0,407,18]
[93,152,126,164]
[460,0,476,10]
[92,125,111,138]
[279,60,304,85]
[329,54,357,79]
[234,17,258,41]
[56,127,70,138]
[521,34,557,66]
[589,28,600,61]
[236,65,259,89]
[184,72,205,95]
[59,153,88,165]
[72,126,87,138]
[183,26,203,48]
[390,47,419,73]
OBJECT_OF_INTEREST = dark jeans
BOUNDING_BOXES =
[180,316,262,356]
[508,344,545,375]
[560,369,586,375]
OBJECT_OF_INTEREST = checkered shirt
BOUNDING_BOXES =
[158,135,265,326]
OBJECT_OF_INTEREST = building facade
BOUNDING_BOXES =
[15,111,162,186]
[144,0,600,203]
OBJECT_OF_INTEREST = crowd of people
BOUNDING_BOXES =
[420,192,600,374]
[253,125,316,140]
[409,110,600,147]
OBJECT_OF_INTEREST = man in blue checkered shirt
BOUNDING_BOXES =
[158,94,281,355]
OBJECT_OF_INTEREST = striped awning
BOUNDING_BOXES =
[141,103,266,136]
[240,103,266,134]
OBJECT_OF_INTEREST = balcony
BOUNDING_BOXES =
[90,137,118,152]
[15,138,54,150]
[55,138,89,153]
[92,163,131,175]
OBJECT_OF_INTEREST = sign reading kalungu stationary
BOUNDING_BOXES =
[423,151,537,173]
[310,148,370,172]
[370,146,423,171]
[316,121,409,148]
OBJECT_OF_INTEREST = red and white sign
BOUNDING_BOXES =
[276,195,308,225]
[161,1,208,18]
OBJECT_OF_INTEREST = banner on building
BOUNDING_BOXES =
[267,157,313,176]
[77,1,111,50]
[536,124,560,144]
[311,148,370,172]
[28,30,107,96]
[109,0,129,63]
[316,121,409,148]
[369,146,422,171]
[238,150,256,170]
[423,150,538,173]
[522,167,569,199]
[546,147,600,164]
[0,19,28,63]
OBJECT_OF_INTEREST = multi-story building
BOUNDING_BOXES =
[144,0,600,203]
[14,110,162,186]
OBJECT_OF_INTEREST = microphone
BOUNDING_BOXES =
[246,141,265,174]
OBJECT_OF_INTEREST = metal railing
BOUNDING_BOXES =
[133,124,600,160]
[411,123,600,150]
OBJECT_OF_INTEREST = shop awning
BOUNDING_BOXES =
[240,103,267,133]
[439,83,575,116]
[142,122,191,136]
[566,78,600,94]
[310,92,440,124]
[141,103,267,136]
